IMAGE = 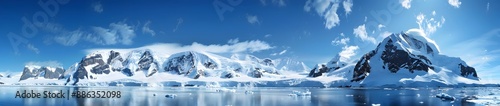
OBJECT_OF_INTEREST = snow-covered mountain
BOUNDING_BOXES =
[309,29,480,87]
[52,49,311,85]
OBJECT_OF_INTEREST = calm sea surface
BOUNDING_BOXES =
[0,86,496,106]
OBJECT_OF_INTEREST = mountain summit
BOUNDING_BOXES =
[308,29,479,87]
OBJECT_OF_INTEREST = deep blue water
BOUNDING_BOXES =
[0,86,495,106]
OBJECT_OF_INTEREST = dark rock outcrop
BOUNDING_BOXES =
[308,64,329,77]
[459,63,478,78]
[19,66,65,81]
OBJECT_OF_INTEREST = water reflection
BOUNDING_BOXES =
[0,86,491,106]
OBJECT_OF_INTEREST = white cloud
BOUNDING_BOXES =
[142,21,156,36]
[342,0,353,15]
[353,24,377,44]
[26,43,40,54]
[86,39,274,57]
[304,0,341,29]
[246,14,260,24]
[173,18,184,32]
[332,37,350,46]
[25,61,62,67]
[448,0,461,8]
[264,34,272,38]
[92,1,103,13]
[416,13,446,36]
[339,45,359,62]
[432,11,436,16]
[400,0,412,9]
[227,38,239,44]
[92,22,136,45]
[377,24,386,31]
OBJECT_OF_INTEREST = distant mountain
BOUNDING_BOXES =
[19,65,65,81]
[309,29,479,86]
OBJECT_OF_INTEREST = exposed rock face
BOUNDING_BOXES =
[108,50,124,72]
[352,51,375,82]
[380,37,433,73]
[260,58,274,66]
[163,51,218,79]
[308,55,346,77]
[138,51,159,77]
[249,68,263,78]
[221,71,239,78]
[308,64,328,77]
[459,63,478,78]
[19,66,65,81]
[73,54,111,80]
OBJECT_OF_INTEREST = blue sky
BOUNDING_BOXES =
[1,0,499,81]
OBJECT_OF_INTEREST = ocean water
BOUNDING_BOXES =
[0,86,498,106]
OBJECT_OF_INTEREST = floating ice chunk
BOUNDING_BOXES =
[435,93,455,101]
[371,104,380,106]
[165,94,177,98]
[245,91,254,94]
[345,95,354,97]
[290,89,311,96]
[216,88,236,93]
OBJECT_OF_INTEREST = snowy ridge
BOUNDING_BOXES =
[0,29,492,87]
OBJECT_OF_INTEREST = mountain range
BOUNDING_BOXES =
[0,29,483,87]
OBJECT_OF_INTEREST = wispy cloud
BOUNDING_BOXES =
[142,21,156,36]
[25,60,62,67]
[304,0,341,29]
[26,43,40,54]
[264,34,272,38]
[332,33,350,46]
[416,13,446,36]
[86,39,275,56]
[487,2,490,11]
[270,49,287,56]
[448,0,461,8]
[400,0,412,9]
[92,1,103,13]
[442,29,500,81]
[53,30,84,46]
[92,22,136,45]
[227,38,239,44]
[353,24,377,44]
[260,0,286,7]
[173,18,183,32]
[246,14,260,25]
